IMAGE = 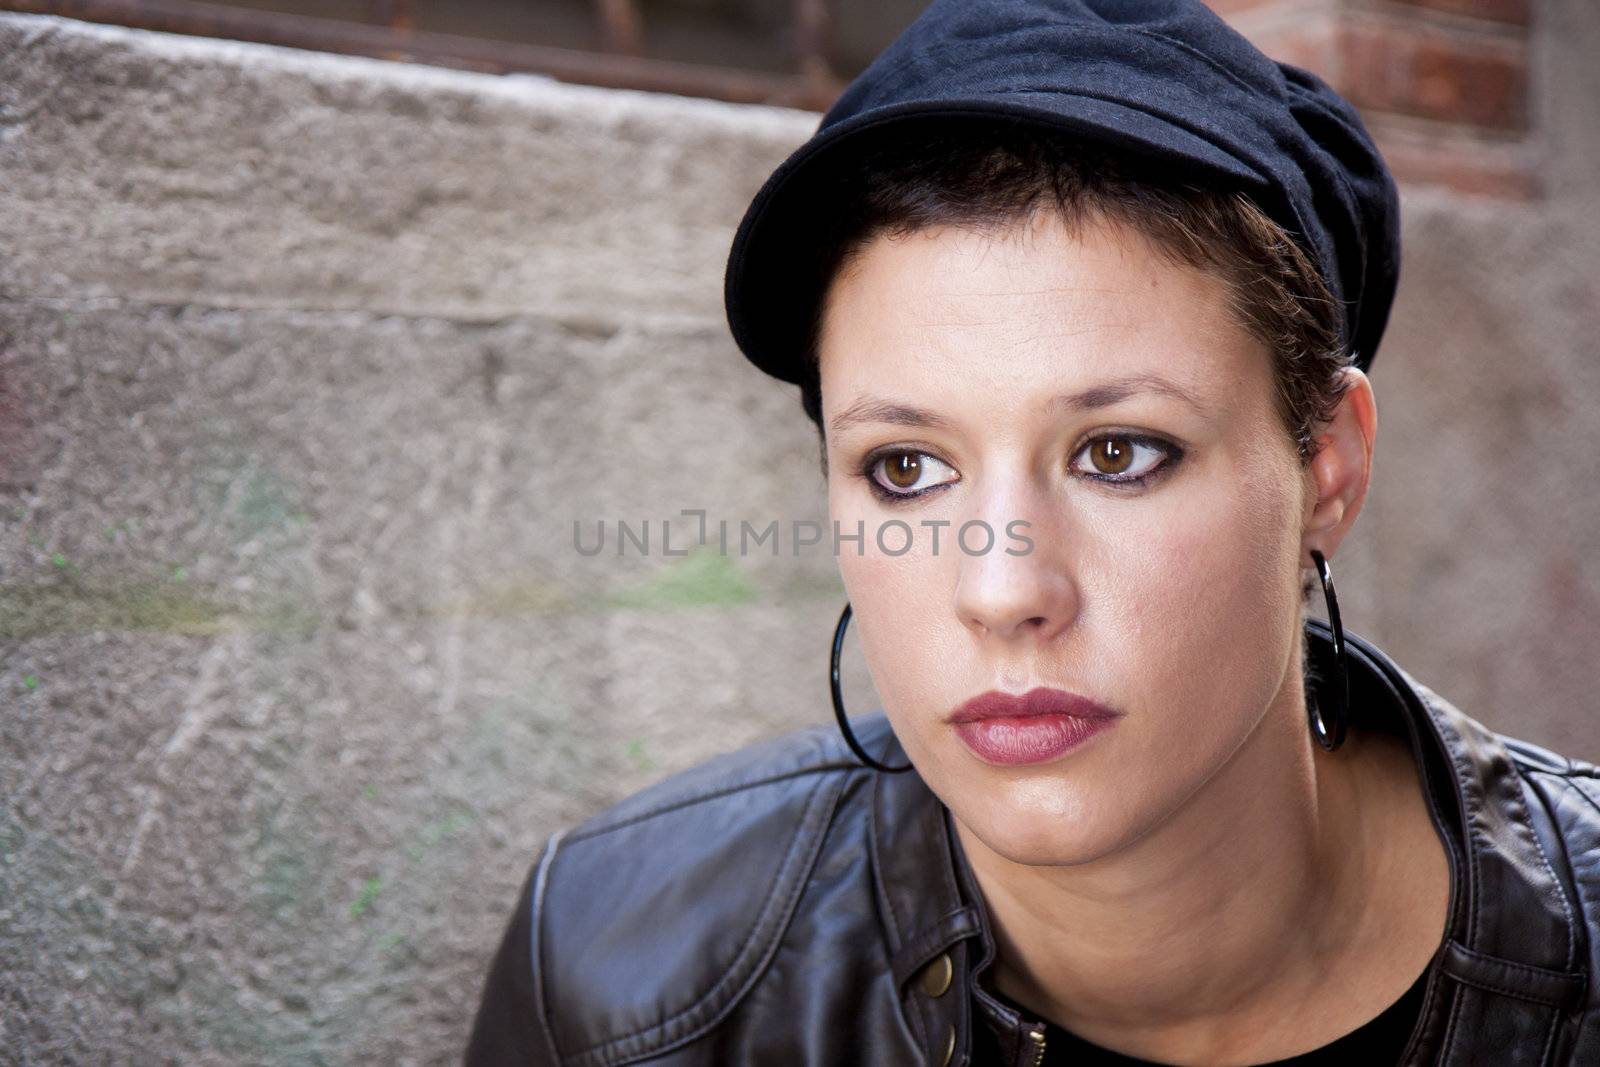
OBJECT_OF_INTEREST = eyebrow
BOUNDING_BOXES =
[828,396,954,436]
[1046,372,1209,417]
[828,372,1208,436]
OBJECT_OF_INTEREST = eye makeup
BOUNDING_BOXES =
[854,432,1185,506]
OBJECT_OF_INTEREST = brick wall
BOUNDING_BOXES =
[1212,0,1537,196]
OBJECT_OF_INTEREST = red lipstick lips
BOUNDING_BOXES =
[947,687,1121,766]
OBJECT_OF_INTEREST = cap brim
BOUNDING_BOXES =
[725,94,1271,384]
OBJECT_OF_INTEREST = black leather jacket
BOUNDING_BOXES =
[466,621,1599,1065]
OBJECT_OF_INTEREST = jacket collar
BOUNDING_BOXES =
[865,620,1588,1066]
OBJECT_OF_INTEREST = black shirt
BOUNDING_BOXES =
[973,964,1429,1066]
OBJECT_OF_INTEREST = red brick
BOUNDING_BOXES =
[1338,22,1527,131]
[1204,0,1320,16]
[1374,130,1539,198]
[1387,0,1530,27]
[1209,0,1530,27]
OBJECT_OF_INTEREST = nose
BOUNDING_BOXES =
[952,492,1079,644]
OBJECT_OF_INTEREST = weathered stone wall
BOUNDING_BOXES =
[0,17,840,1065]
[1,6,1595,1064]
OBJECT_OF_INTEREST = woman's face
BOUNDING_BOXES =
[819,207,1320,867]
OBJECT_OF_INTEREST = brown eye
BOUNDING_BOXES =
[868,451,958,498]
[1069,435,1174,484]
[1089,437,1135,475]
[885,452,922,488]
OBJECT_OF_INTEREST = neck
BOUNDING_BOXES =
[954,675,1436,1057]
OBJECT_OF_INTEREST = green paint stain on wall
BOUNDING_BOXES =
[449,574,573,618]
[624,737,655,772]
[604,547,757,610]
[196,450,307,543]
[250,802,331,925]
[404,811,473,862]
[234,468,297,536]
[0,579,318,638]
[348,877,384,918]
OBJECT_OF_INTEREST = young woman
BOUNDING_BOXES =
[467,2,1600,1064]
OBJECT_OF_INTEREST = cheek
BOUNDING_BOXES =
[838,539,964,719]
[831,489,965,726]
[1095,450,1303,733]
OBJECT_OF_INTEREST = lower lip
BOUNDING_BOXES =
[952,713,1117,766]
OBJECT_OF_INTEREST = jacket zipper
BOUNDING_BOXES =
[1023,1024,1046,1066]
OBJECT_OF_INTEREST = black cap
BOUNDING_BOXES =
[723,0,1400,384]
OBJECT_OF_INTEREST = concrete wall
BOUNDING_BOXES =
[0,6,1595,1064]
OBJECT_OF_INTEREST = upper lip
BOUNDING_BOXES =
[947,687,1121,724]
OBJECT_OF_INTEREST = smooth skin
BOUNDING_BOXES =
[816,205,1451,1065]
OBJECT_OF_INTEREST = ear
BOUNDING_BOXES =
[1302,366,1377,567]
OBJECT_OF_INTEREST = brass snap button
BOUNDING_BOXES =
[938,1022,956,1067]
[919,951,954,998]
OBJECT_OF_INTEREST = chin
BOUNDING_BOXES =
[948,773,1136,868]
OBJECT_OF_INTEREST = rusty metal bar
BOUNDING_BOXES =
[592,0,642,57]
[0,0,836,109]
[366,0,411,33]
[792,0,831,81]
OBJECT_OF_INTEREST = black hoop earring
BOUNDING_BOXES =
[831,602,912,773]
[1307,549,1349,751]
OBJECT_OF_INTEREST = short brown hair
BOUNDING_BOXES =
[799,119,1352,469]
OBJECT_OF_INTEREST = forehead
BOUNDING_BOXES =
[815,208,1267,417]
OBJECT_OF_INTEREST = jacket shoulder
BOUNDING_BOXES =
[1494,729,1600,1041]
[529,716,886,1067]
[1503,732,1600,889]
[563,718,866,843]
[1498,731,1600,780]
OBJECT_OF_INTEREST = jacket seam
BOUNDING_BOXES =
[1397,959,1448,1066]
[930,802,972,1067]
[1522,760,1600,779]
[1359,644,1474,964]
[870,765,925,1053]
[1464,725,1487,950]
[1450,950,1585,982]
[1334,631,1474,1065]
[1440,967,1467,1059]
[1450,969,1575,1009]
[1566,774,1600,823]
[1515,766,1580,970]
[932,792,964,941]
[564,759,858,845]
[530,830,566,1067]
[1522,772,1595,989]
[1504,736,1577,776]
[1409,684,1486,949]
[1539,1005,1561,1067]
[869,770,905,956]
[568,768,848,1065]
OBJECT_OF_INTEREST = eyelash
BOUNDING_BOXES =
[858,434,1183,504]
